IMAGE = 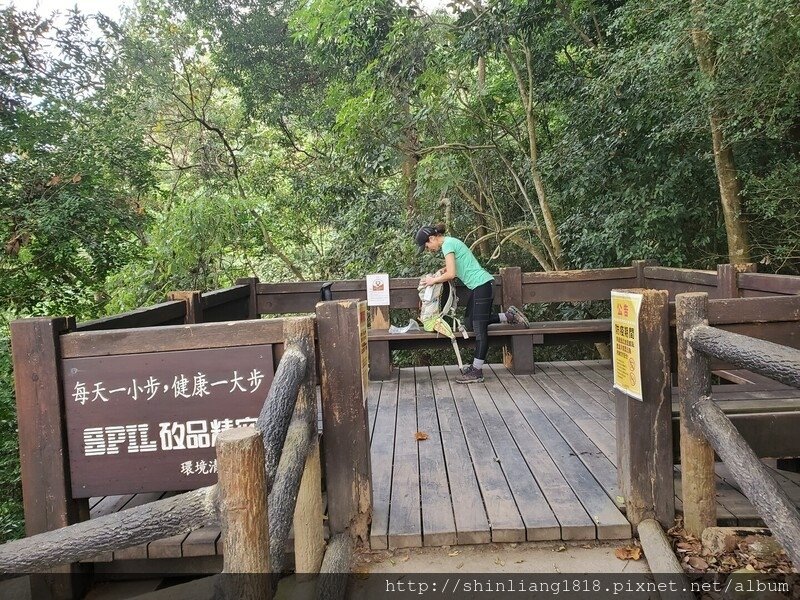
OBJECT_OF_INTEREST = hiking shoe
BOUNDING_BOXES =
[456,366,484,384]
[506,305,530,327]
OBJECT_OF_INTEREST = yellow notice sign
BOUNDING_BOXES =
[611,291,643,400]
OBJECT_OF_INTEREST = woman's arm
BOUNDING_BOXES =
[422,253,456,286]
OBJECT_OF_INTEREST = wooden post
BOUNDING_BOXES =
[675,292,716,536]
[168,290,203,323]
[633,259,658,289]
[368,305,393,380]
[10,317,87,600]
[293,435,325,577]
[369,306,390,330]
[614,289,674,529]
[500,267,533,373]
[316,300,372,541]
[215,427,271,600]
[235,277,260,319]
[717,263,757,299]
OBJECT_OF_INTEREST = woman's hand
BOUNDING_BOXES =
[420,275,436,287]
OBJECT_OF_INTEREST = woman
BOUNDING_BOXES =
[415,223,529,383]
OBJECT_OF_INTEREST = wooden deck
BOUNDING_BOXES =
[367,360,800,549]
[83,358,800,561]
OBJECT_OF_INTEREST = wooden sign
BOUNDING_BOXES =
[62,345,274,497]
[611,291,643,400]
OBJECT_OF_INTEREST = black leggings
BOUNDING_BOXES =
[464,281,499,361]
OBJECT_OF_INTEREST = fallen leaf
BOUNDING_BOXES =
[456,563,463,569]
[415,431,429,441]
[494,557,505,566]
[515,560,525,564]
[448,550,461,556]
[615,546,642,561]
[400,555,410,562]
[555,545,567,552]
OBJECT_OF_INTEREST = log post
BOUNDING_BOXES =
[167,290,203,324]
[215,427,271,600]
[614,289,674,529]
[500,267,533,373]
[10,317,87,600]
[268,316,317,576]
[315,533,353,600]
[235,277,260,319]
[316,300,372,541]
[293,435,325,578]
[693,397,800,566]
[675,292,716,536]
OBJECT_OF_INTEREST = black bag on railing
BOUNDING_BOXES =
[320,282,333,301]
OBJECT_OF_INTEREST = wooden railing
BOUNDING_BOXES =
[676,292,800,565]
[0,316,343,599]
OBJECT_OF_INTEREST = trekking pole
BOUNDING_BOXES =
[451,338,464,370]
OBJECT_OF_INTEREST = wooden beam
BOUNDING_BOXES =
[10,317,87,599]
[60,319,285,358]
[614,289,674,529]
[168,291,203,324]
[316,300,372,541]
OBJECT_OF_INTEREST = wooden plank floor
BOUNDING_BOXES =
[369,360,800,549]
[82,359,800,560]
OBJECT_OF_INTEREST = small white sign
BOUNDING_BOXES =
[366,273,390,306]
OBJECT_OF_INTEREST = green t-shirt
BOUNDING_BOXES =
[441,237,494,290]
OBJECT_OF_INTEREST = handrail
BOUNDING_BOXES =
[686,325,800,388]
[676,292,800,567]
[0,316,324,599]
[0,487,218,572]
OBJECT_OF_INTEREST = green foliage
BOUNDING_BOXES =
[0,339,22,543]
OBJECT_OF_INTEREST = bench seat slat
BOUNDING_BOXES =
[368,319,611,341]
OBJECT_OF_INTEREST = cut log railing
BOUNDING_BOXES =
[676,292,800,566]
[1,316,327,596]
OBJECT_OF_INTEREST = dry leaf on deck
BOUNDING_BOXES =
[615,546,642,561]
[415,431,429,441]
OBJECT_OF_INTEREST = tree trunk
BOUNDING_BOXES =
[708,113,751,264]
[474,57,491,258]
[503,44,564,270]
[690,0,751,264]
[401,98,419,219]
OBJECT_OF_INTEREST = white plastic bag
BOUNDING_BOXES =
[388,319,421,334]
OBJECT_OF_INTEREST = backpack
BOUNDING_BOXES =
[417,276,468,369]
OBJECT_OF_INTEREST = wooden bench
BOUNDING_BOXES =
[367,319,612,380]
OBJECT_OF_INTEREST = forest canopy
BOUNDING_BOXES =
[0,0,798,539]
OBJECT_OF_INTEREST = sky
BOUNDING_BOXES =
[8,0,445,19]
[9,0,125,19]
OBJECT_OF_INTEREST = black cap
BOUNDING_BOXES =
[414,226,437,252]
